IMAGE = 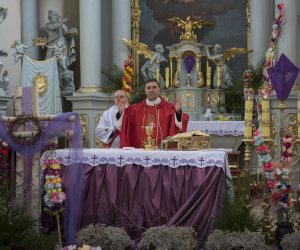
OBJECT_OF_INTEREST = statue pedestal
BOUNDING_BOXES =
[0,96,12,115]
[66,92,113,148]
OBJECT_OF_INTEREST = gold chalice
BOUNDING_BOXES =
[143,125,157,150]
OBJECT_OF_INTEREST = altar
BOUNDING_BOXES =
[45,148,231,240]
[187,121,244,151]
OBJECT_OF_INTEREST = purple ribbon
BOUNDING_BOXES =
[0,111,83,244]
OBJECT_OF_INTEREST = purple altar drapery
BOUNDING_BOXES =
[60,163,225,244]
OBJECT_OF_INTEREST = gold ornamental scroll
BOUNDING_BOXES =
[131,0,141,93]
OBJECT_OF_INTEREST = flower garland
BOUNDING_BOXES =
[43,151,65,215]
[42,147,65,247]
[262,1,285,95]
[121,54,134,98]
[253,130,294,223]
[243,66,254,95]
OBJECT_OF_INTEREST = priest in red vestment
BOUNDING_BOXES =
[120,79,189,148]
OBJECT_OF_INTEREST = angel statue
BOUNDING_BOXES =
[206,44,250,89]
[0,69,9,97]
[123,39,167,85]
[11,40,30,64]
[0,7,7,24]
[167,16,212,42]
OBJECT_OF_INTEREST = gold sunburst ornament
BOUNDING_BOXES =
[33,73,48,96]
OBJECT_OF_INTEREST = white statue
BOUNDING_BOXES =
[12,40,29,63]
[60,69,75,96]
[44,10,78,95]
[206,44,234,89]
[0,68,9,97]
[204,108,213,121]
[44,10,77,69]
[141,44,167,82]
[46,41,67,71]
[206,44,250,89]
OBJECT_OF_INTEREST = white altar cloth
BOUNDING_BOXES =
[187,121,244,136]
[42,148,231,178]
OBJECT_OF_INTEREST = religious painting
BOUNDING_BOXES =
[139,0,247,76]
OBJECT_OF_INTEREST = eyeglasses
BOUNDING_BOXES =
[114,95,126,99]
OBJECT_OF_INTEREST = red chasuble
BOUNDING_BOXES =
[120,98,189,148]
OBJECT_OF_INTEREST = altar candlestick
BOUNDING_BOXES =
[156,67,160,82]
[206,65,211,88]
[216,65,221,88]
[165,67,169,88]
[261,94,270,138]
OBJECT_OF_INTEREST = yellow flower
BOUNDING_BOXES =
[51,163,61,169]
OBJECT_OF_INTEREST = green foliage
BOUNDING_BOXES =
[205,229,271,250]
[0,207,34,248]
[249,61,265,93]
[224,81,244,114]
[215,196,262,232]
[17,231,59,250]
[138,226,198,250]
[101,65,123,93]
[224,62,264,114]
[281,231,300,250]
[76,224,131,250]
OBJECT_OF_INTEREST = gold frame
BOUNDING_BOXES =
[32,72,48,97]
[131,1,251,88]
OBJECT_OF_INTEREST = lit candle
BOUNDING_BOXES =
[165,67,169,88]
[261,94,270,138]
[216,65,221,88]
[156,67,160,82]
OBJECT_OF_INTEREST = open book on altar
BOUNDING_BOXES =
[163,130,211,150]
[170,130,210,139]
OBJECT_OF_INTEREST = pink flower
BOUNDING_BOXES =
[268,180,274,189]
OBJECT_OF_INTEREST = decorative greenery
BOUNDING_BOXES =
[17,231,59,250]
[101,65,123,93]
[215,196,262,232]
[0,207,35,248]
[138,226,198,250]
[224,81,244,114]
[76,224,131,250]
[205,229,271,250]
[280,231,300,250]
[121,55,134,98]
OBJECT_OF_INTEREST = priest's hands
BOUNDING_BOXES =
[175,97,182,113]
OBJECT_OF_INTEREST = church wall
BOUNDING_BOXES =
[2,1,300,102]
[0,0,21,96]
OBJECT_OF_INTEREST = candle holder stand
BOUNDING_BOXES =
[241,138,252,202]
